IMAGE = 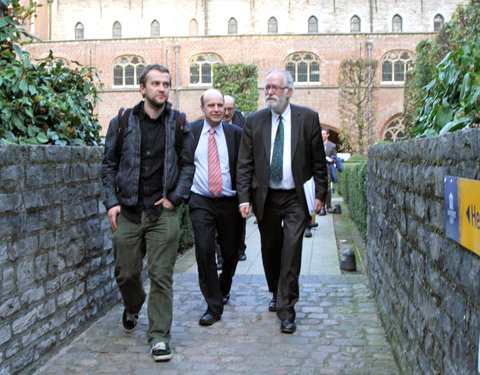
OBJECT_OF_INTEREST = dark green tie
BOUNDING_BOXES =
[270,115,284,184]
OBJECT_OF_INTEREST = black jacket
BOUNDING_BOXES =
[101,101,195,210]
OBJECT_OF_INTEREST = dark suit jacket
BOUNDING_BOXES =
[236,104,328,221]
[190,119,243,190]
[231,111,245,128]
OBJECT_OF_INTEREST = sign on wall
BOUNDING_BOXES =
[445,176,480,256]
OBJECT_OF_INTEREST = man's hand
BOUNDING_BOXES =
[107,205,121,232]
[314,199,324,214]
[239,203,250,219]
[154,197,175,210]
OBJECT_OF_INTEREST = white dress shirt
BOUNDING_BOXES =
[191,121,235,197]
[269,104,295,189]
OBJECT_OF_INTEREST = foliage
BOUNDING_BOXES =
[177,203,194,251]
[0,0,102,146]
[213,63,258,116]
[410,42,480,137]
[338,159,367,239]
[338,59,378,155]
[404,0,480,137]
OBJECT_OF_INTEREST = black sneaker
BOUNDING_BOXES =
[122,309,138,333]
[151,342,172,362]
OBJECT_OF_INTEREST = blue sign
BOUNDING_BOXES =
[445,177,459,243]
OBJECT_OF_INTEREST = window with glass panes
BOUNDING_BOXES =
[75,22,84,39]
[285,53,320,83]
[189,54,223,84]
[113,56,146,87]
[381,51,413,82]
[113,21,122,38]
[151,20,160,36]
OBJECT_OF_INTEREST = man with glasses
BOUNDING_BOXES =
[237,69,328,334]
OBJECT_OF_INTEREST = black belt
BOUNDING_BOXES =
[191,192,237,201]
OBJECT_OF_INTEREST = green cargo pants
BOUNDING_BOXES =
[112,209,179,345]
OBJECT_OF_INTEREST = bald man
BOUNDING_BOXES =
[223,95,245,128]
[189,89,244,326]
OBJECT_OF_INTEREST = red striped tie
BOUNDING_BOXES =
[208,127,222,196]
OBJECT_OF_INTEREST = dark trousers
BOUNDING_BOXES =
[189,193,242,317]
[258,189,308,321]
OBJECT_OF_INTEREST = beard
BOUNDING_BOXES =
[265,93,287,113]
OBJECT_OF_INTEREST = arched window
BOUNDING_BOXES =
[350,16,361,32]
[285,52,320,83]
[381,51,413,82]
[189,18,198,36]
[189,54,223,85]
[228,17,238,35]
[113,21,122,38]
[392,15,402,32]
[382,116,406,141]
[268,17,278,34]
[434,14,444,32]
[113,56,146,87]
[308,16,318,33]
[151,20,160,37]
[75,22,84,40]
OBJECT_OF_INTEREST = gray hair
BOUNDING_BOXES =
[265,69,295,96]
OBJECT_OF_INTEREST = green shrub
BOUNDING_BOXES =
[0,0,102,146]
[213,63,258,115]
[338,160,367,239]
[404,0,480,136]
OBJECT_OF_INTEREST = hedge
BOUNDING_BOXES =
[339,158,367,239]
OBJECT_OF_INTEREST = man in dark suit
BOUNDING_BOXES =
[321,127,337,214]
[237,69,328,334]
[224,95,245,129]
[223,95,247,261]
[189,89,244,326]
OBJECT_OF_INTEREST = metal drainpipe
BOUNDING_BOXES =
[204,0,208,35]
[366,40,373,146]
[174,44,180,110]
[369,0,373,32]
[48,0,54,40]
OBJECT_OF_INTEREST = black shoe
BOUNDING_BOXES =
[280,319,296,334]
[199,311,221,326]
[304,227,312,238]
[319,208,326,216]
[122,309,138,333]
[151,342,172,362]
[239,253,247,261]
[307,222,318,228]
[222,294,230,305]
[268,294,277,312]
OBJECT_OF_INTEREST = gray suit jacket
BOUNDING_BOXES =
[236,104,328,221]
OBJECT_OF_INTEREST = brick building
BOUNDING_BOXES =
[22,0,466,148]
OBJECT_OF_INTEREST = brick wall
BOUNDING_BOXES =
[0,145,118,374]
[26,32,431,139]
[367,129,480,374]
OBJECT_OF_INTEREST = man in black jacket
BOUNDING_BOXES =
[101,64,194,362]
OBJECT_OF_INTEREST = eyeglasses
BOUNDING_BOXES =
[264,85,287,92]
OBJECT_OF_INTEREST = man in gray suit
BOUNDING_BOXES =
[237,69,328,333]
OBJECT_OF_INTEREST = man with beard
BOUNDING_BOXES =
[237,69,328,333]
[102,64,195,361]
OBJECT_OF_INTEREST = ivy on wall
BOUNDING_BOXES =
[213,63,258,116]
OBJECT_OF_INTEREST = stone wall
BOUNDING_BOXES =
[0,144,118,374]
[367,129,480,374]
